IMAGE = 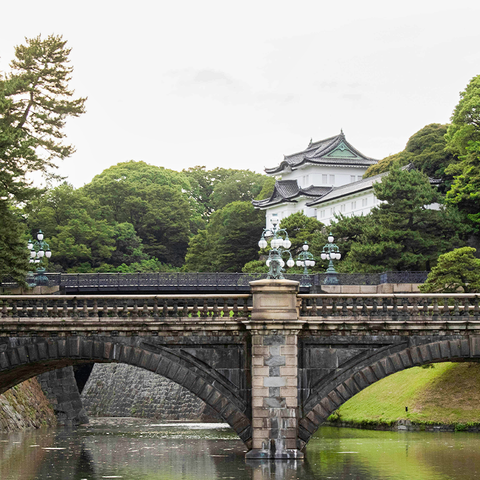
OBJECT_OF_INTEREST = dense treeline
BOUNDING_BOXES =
[1,35,480,283]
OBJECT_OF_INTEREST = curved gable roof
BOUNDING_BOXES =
[265,132,378,175]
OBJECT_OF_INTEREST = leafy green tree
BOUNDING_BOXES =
[255,177,276,201]
[335,166,464,272]
[210,170,269,211]
[184,202,265,272]
[183,166,270,218]
[445,75,480,229]
[364,124,454,188]
[0,203,29,283]
[0,35,86,281]
[110,222,150,267]
[82,161,199,266]
[419,247,480,293]
[1,34,86,200]
[279,212,324,254]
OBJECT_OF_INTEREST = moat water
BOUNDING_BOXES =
[1,419,480,479]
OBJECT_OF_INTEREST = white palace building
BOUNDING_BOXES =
[253,131,387,226]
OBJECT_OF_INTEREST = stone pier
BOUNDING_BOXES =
[245,279,304,460]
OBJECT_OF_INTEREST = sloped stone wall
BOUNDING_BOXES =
[0,378,57,432]
[81,363,221,421]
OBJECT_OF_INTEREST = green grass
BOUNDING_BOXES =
[329,362,480,428]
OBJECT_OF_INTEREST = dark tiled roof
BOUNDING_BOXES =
[252,180,332,208]
[265,132,378,175]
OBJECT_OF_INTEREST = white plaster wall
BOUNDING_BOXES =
[316,189,380,226]
[281,164,367,187]
[264,197,315,228]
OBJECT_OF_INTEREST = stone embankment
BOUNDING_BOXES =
[0,378,57,432]
[82,363,221,422]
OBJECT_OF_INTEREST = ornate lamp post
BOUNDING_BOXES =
[27,230,52,287]
[296,242,316,287]
[258,222,295,279]
[321,232,341,285]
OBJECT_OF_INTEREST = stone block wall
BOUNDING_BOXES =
[81,363,221,422]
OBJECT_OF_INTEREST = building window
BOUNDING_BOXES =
[362,198,368,207]
[329,174,335,184]
[351,201,356,210]
[340,204,345,212]
[320,210,325,218]
[330,206,335,215]
[322,174,327,184]
[350,175,356,182]
[357,175,362,181]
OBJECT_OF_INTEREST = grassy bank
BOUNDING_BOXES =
[328,362,480,430]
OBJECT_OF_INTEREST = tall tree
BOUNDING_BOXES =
[184,202,265,272]
[1,34,86,199]
[0,35,86,282]
[82,161,199,266]
[364,124,455,188]
[335,166,464,272]
[445,75,480,230]
[183,166,270,218]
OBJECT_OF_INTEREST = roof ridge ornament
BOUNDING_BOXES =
[308,138,312,147]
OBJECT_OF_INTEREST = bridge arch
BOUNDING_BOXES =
[298,338,480,449]
[0,336,252,448]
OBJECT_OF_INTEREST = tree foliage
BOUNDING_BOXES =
[82,161,199,266]
[364,124,455,189]
[183,166,270,218]
[419,247,480,293]
[0,35,86,282]
[445,75,480,229]
[184,201,265,272]
[1,34,86,201]
[332,166,464,272]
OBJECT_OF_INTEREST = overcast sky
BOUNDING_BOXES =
[1,0,479,187]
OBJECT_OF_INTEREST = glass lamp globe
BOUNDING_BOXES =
[321,253,327,260]
[287,258,294,268]
[37,230,44,241]
[258,238,268,249]
[45,250,52,258]
[266,259,271,267]
[284,239,291,249]
[27,240,33,250]
[328,234,334,243]
[279,259,285,267]
[303,243,309,251]
[37,250,45,258]
[30,250,36,258]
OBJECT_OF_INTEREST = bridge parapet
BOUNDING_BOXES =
[0,294,251,321]
[299,293,480,321]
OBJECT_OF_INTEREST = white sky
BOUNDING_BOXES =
[1,0,479,187]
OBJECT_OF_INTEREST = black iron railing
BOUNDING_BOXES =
[0,271,429,290]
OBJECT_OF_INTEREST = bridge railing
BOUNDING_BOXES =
[0,294,252,320]
[0,271,430,290]
[298,293,480,320]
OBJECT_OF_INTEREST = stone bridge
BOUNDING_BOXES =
[1,281,480,460]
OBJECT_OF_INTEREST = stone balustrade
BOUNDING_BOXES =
[0,294,251,320]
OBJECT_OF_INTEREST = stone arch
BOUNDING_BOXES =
[0,336,252,448]
[298,337,480,449]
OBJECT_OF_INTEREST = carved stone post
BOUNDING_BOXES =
[245,279,304,459]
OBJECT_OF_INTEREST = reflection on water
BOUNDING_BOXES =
[1,419,480,479]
